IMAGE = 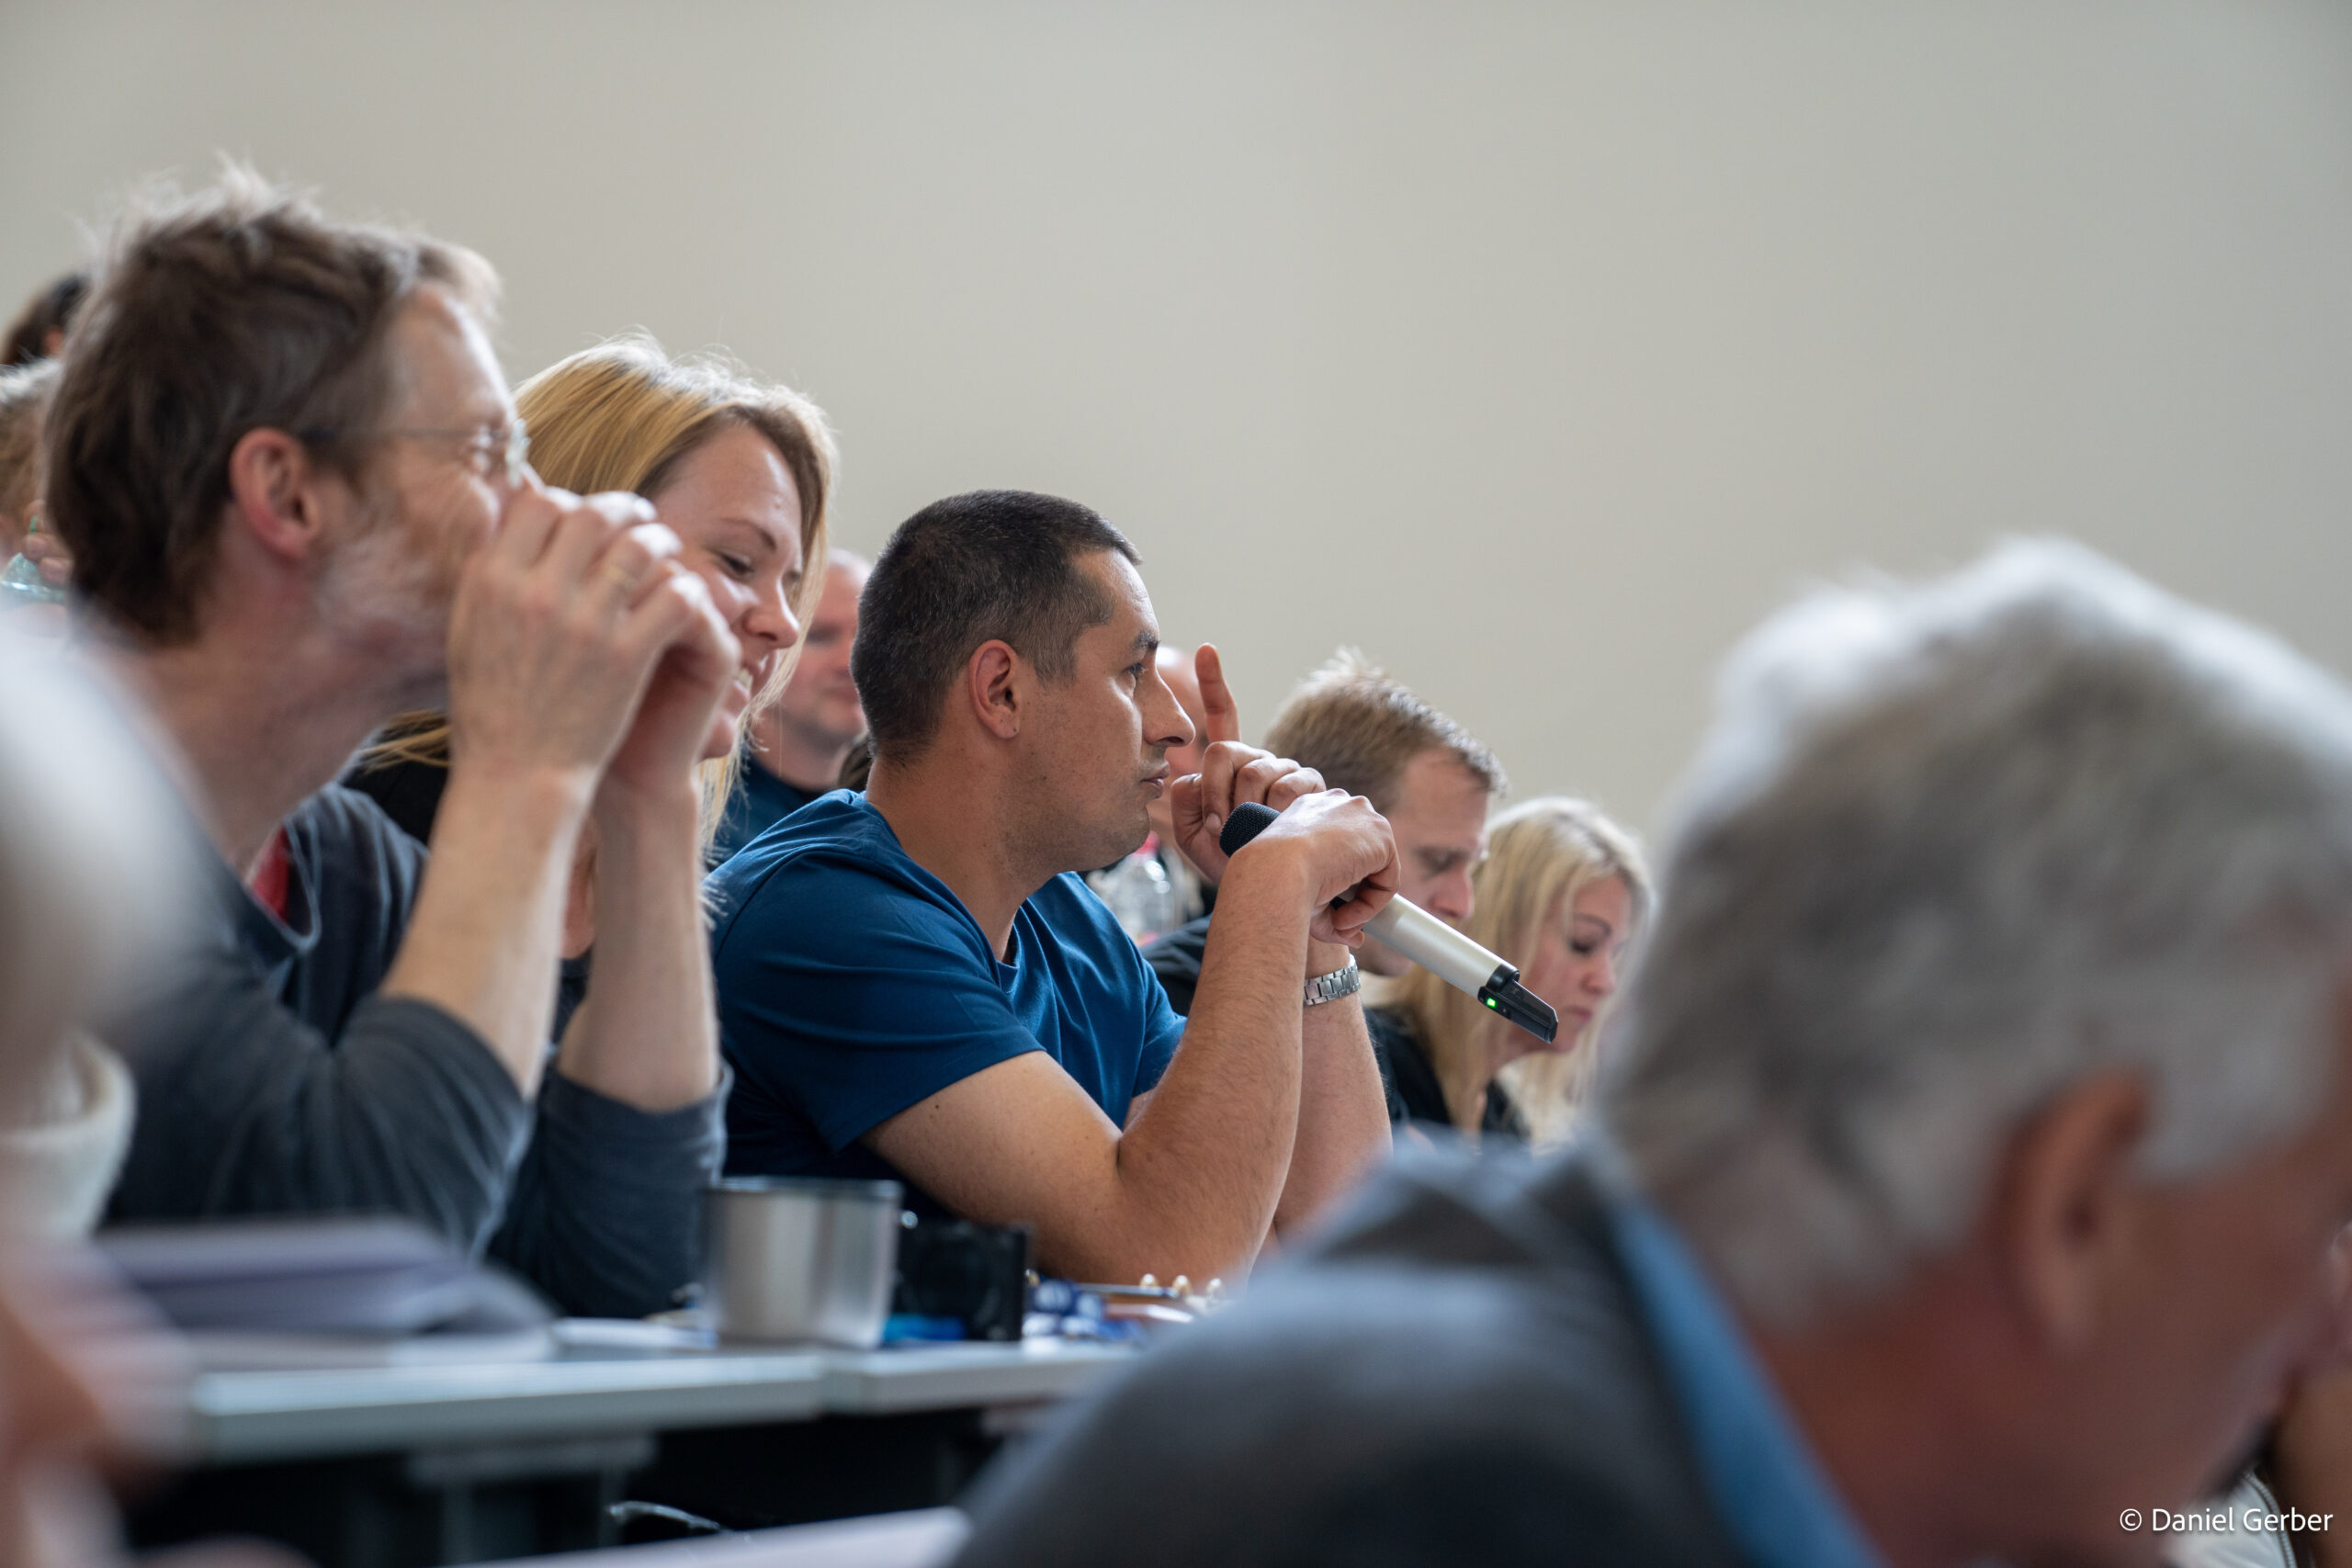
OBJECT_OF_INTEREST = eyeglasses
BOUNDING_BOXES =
[300,419,531,488]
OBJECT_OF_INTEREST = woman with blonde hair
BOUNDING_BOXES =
[349,336,833,1017]
[1369,795,1650,1146]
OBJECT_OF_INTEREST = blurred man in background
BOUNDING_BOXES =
[1144,648,1503,1013]
[1087,642,1217,942]
[709,546,871,864]
[2,272,85,368]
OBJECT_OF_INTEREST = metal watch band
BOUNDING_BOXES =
[1304,958,1362,1008]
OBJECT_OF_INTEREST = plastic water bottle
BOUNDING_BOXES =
[1,514,65,607]
[1092,834,1181,944]
[0,553,62,606]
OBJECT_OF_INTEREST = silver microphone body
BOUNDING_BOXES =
[1213,799,1561,1043]
[1361,897,1504,994]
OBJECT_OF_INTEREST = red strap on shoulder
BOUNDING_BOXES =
[248,826,293,921]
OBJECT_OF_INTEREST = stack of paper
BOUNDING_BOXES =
[98,1216,554,1368]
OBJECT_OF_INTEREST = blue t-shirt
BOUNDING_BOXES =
[708,792,1186,1199]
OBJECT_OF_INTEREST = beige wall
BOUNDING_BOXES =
[6,1,2351,836]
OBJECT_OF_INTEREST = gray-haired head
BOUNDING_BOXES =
[1599,539,2352,1325]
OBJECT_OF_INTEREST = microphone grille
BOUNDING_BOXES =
[1219,801,1282,859]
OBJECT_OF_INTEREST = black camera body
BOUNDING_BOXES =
[891,1217,1032,1341]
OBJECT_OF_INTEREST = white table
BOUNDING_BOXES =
[141,1339,1136,1567]
[816,1341,1131,1418]
[188,1339,1134,1464]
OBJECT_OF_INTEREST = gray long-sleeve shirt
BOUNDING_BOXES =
[103,784,723,1318]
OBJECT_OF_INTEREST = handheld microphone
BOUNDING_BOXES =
[1218,800,1558,1043]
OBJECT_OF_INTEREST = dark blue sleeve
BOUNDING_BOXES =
[714,855,1046,1155]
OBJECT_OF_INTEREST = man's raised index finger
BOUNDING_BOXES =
[1196,643,1242,746]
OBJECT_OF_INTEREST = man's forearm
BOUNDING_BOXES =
[1104,850,1317,1280]
[555,784,719,1111]
[107,985,532,1250]
[1272,943,1391,1237]
[381,760,593,1094]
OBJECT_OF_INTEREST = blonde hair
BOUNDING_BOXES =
[374,336,837,844]
[1390,796,1651,1145]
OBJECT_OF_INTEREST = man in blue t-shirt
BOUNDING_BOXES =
[711,490,1399,1284]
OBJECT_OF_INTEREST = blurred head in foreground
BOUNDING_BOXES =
[956,540,2352,1568]
[0,627,193,1564]
[1601,539,2352,1561]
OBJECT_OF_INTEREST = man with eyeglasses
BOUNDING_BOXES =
[41,170,738,1316]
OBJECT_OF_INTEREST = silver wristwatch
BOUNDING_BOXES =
[1304,958,1362,1008]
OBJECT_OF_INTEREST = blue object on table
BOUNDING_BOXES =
[1023,1279,1147,1344]
[882,1314,966,1344]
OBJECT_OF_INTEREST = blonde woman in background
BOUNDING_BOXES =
[1369,796,1649,1145]
[348,338,834,996]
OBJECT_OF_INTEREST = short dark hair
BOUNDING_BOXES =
[44,169,495,645]
[854,490,1139,760]
[1263,648,1506,812]
[2,271,86,368]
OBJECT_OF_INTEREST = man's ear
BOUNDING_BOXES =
[967,640,1023,741]
[1991,1069,2152,1355]
[224,427,335,564]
